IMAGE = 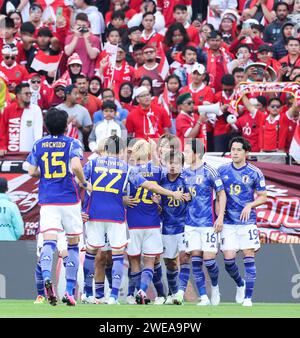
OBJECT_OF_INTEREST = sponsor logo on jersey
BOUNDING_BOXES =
[26,120,32,127]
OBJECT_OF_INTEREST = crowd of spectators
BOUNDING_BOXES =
[0,0,299,164]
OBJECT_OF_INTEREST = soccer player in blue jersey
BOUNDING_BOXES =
[125,139,184,304]
[175,138,226,306]
[27,108,92,306]
[160,150,191,304]
[218,137,267,307]
[83,136,183,304]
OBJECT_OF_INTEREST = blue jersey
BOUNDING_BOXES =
[84,155,145,223]
[184,163,224,228]
[126,161,163,229]
[160,173,188,235]
[26,135,83,205]
[218,162,266,226]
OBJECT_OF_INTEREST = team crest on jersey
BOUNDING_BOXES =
[26,120,32,127]
[196,175,203,184]
[15,71,21,78]
[242,175,250,184]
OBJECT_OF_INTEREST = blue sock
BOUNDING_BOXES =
[110,254,124,300]
[83,252,96,297]
[244,257,256,299]
[40,240,57,282]
[128,269,141,296]
[204,259,219,287]
[153,262,165,297]
[95,282,105,299]
[35,261,45,296]
[224,258,244,287]
[178,263,190,292]
[105,264,113,289]
[191,256,206,296]
[140,268,154,294]
[166,268,179,295]
[65,244,79,296]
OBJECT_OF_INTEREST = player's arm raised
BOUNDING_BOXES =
[141,181,184,201]
[214,189,226,233]
[71,157,92,192]
[240,190,267,222]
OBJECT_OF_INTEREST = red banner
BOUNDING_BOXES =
[0,154,299,242]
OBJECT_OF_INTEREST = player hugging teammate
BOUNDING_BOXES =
[27,108,267,307]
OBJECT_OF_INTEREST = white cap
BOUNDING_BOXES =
[191,63,205,75]
[2,44,18,56]
[244,18,259,26]
[133,86,149,98]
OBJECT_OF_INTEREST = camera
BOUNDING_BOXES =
[78,27,89,33]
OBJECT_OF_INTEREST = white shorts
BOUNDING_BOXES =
[86,221,127,250]
[185,226,218,253]
[220,224,261,252]
[162,233,186,259]
[40,203,83,236]
[127,228,163,257]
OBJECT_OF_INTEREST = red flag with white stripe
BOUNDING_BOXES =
[156,43,169,80]
[290,119,300,163]
[31,50,61,73]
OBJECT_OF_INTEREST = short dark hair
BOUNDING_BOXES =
[112,10,126,20]
[221,74,235,86]
[102,88,115,97]
[232,67,244,75]
[256,95,268,107]
[229,137,251,152]
[285,37,300,45]
[75,13,89,22]
[173,4,187,12]
[133,42,146,52]
[45,108,68,136]
[182,45,197,56]
[104,135,125,154]
[268,97,282,106]
[20,22,35,35]
[75,74,87,81]
[142,12,155,19]
[186,138,205,158]
[37,27,53,37]
[102,100,117,111]
[274,2,289,11]
[15,83,30,95]
[0,178,8,193]
[208,30,222,39]
[237,44,251,53]
[106,27,120,38]
[128,26,142,35]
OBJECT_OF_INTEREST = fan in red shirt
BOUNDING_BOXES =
[0,44,28,94]
[279,37,300,82]
[134,45,168,97]
[140,12,164,48]
[172,4,200,45]
[157,0,192,28]
[126,86,171,139]
[213,74,236,152]
[175,92,206,149]
[180,63,214,110]
[232,95,266,152]
[105,0,137,25]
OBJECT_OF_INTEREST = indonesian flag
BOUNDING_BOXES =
[289,119,300,163]
[31,50,61,73]
[65,123,79,139]
[160,84,170,116]
[156,43,169,80]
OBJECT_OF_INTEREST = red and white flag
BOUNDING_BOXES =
[289,119,300,163]
[157,43,169,80]
[160,84,170,116]
[31,50,61,73]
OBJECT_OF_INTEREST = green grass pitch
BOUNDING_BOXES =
[0,300,299,318]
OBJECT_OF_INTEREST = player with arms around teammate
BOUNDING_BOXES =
[83,136,184,304]
[218,137,267,307]
[174,138,226,306]
[160,150,190,304]
[27,108,91,306]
